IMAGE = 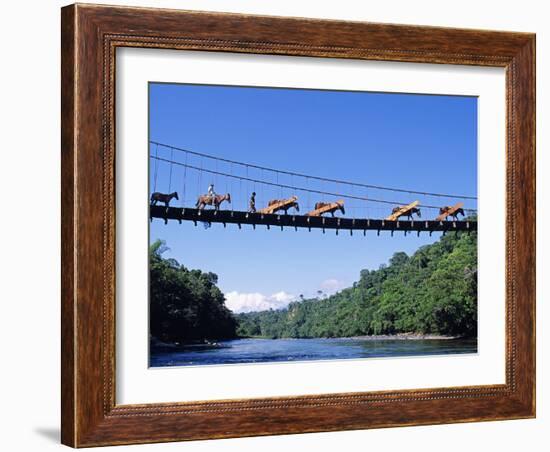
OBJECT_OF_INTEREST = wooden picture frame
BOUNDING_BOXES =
[61,3,535,447]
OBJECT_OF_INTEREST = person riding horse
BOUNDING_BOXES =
[196,192,231,210]
[208,184,216,203]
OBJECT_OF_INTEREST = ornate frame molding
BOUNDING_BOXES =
[62,4,535,447]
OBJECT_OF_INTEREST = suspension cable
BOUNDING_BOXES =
[150,140,477,200]
[150,155,476,212]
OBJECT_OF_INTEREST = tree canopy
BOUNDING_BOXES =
[149,240,237,343]
[150,228,477,345]
[236,230,477,339]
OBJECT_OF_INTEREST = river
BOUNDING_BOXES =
[150,337,477,367]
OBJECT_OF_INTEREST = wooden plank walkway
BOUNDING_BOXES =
[150,206,476,234]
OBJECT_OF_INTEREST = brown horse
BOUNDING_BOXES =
[439,206,465,221]
[150,191,178,207]
[391,205,421,221]
[268,198,300,214]
[314,201,346,217]
[196,193,231,210]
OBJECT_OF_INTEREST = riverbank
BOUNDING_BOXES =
[240,333,462,341]
[152,332,465,349]
[345,333,461,341]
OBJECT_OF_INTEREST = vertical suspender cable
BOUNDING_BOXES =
[182,151,188,207]
[307,177,310,210]
[230,163,234,211]
[225,162,229,195]
[153,143,159,192]
[215,159,218,192]
[198,157,203,195]
[168,147,174,192]
[246,165,249,209]
[364,187,368,218]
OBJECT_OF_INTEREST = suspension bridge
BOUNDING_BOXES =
[149,141,478,235]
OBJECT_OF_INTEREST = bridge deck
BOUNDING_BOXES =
[150,206,476,233]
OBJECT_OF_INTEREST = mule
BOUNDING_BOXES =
[439,206,465,221]
[314,201,346,217]
[268,198,300,214]
[150,191,178,207]
[196,193,231,210]
[391,205,421,221]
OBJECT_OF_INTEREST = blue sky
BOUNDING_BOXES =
[149,83,477,312]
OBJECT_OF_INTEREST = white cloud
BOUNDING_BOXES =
[225,281,347,313]
[225,291,295,313]
[320,278,344,294]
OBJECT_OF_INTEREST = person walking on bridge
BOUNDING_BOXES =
[249,192,256,213]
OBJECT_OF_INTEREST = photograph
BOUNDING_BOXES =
[148,82,479,367]
[43,0,539,448]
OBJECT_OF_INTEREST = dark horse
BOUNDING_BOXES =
[150,191,179,207]
[439,206,465,221]
[196,193,231,210]
[391,205,421,221]
[314,201,346,217]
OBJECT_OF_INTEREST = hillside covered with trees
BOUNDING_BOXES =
[236,230,477,339]
[149,240,237,343]
[150,229,477,345]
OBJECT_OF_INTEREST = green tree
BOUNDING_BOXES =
[237,230,477,339]
[150,240,237,344]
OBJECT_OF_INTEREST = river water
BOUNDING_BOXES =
[150,337,477,367]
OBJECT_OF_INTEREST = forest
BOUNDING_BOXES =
[236,230,477,338]
[149,240,237,344]
[150,229,477,345]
